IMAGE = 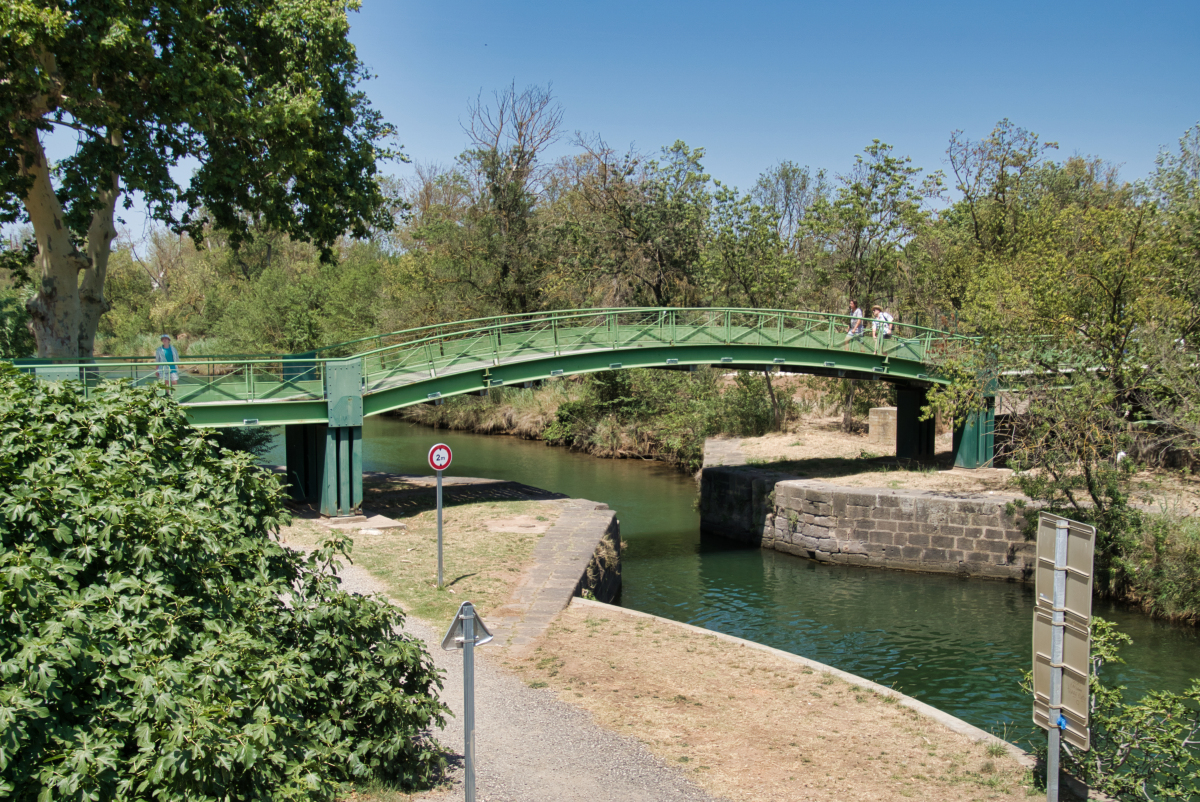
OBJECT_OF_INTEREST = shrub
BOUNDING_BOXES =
[0,370,447,800]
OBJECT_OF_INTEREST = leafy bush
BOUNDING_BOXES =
[0,370,447,800]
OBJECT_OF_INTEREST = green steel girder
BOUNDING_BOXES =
[176,344,944,427]
[177,345,941,427]
[362,344,937,419]
[184,399,329,429]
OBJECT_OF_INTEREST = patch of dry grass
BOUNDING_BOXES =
[507,604,1035,802]
[279,496,562,624]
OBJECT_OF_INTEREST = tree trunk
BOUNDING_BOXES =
[842,379,858,432]
[762,369,782,430]
[78,132,122,357]
[19,129,89,358]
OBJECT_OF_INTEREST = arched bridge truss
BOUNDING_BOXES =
[15,308,995,515]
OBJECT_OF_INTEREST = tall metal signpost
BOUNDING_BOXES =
[428,443,453,589]
[1032,512,1096,802]
[442,601,493,802]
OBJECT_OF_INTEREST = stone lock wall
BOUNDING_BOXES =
[700,466,1034,581]
[575,512,622,603]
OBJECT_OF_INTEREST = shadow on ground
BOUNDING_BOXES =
[743,452,957,482]
[361,473,568,516]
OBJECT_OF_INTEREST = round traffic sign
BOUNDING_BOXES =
[428,443,453,472]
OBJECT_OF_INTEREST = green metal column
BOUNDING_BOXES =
[321,424,362,516]
[321,359,364,517]
[896,386,936,461]
[953,399,995,469]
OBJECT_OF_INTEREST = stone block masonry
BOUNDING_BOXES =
[700,466,1034,581]
[487,498,622,650]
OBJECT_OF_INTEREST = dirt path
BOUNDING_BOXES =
[507,601,1034,802]
[328,554,727,802]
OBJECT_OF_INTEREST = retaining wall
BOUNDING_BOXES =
[700,466,1034,580]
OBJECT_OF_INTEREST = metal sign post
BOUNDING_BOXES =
[1033,512,1096,802]
[428,444,453,589]
[442,601,493,802]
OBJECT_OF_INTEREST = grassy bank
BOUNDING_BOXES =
[1102,509,1200,624]
[401,368,799,473]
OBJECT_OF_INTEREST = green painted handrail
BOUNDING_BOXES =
[8,307,976,411]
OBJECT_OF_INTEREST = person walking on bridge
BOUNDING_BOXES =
[156,334,180,390]
[871,305,893,339]
[845,300,864,345]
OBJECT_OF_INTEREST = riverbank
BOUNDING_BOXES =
[285,471,1050,801]
[396,369,803,473]
[509,599,1036,802]
[280,473,619,630]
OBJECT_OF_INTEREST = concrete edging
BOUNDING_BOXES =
[568,596,1034,769]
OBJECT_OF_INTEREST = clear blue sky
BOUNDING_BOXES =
[18,0,1199,243]
[355,0,1200,191]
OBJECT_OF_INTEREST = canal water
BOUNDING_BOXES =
[268,417,1199,744]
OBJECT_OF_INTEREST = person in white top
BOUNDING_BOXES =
[871,305,894,339]
[845,300,864,344]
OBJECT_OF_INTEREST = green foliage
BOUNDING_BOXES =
[539,369,794,471]
[0,370,447,800]
[802,140,941,304]
[0,237,35,287]
[1116,513,1200,623]
[1033,618,1200,800]
[210,426,279,459]
[0,287,34,358]
[1,0,396,250]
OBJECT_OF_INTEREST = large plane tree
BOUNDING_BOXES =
[1,1,395,357]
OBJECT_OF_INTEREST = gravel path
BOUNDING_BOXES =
[331,555,728,802]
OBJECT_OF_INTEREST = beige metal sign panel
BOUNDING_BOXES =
[1034,699,1091,751]
[1035,513,1096,627]
[1032,610,1090,726]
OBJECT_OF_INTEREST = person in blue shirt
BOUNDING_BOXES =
[155,334,179,389]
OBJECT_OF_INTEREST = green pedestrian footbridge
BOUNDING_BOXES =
[13,308,995,516]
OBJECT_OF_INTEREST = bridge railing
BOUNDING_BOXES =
[12,355,326,406]
[354,307,972,391]
[9,308,973,406]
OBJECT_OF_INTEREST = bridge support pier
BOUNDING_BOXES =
[896,387,936,461]
[952,400,995,469]
[284,424,363,517]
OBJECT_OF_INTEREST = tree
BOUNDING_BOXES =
[947,119,1058,257]
[1,1,397,358]
[750,160,830,252]
[458,82,563,314]
[703,185,797,309]
[804,140,940,305]
[563,138,712,307]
